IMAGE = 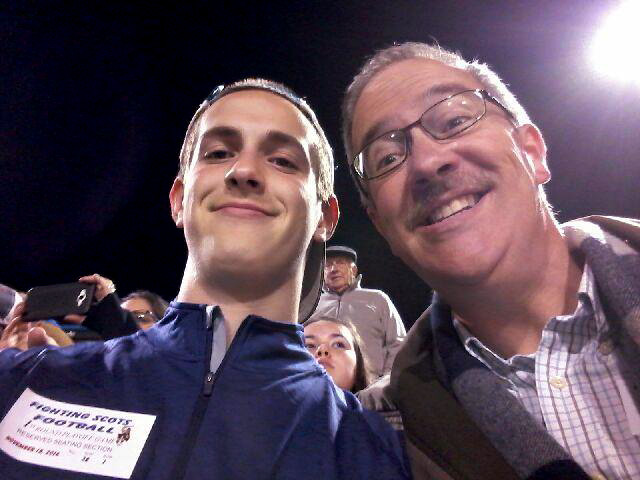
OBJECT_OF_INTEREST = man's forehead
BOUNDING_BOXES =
[326,254,355,263]
[198,89,314,141]
[351,58,482,151]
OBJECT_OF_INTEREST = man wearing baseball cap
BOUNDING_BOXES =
[310,245,406,379]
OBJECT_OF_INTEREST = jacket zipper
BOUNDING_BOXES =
[172,307,248,479]
[203,371,215,395]
[171,306,217,479]
[202,309,215,396]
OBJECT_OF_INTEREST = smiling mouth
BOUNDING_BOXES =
[219,206,267,217]
[426,193,485,226]
[213,202,274,217]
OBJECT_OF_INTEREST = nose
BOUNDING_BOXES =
[407,127,459,182]
[316,343,329,358]
[224,152,265,193]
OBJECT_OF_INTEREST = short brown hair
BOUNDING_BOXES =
[342,42,530,163]
[178,78,334,202]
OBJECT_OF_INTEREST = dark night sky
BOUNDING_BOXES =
[2,1,639,328]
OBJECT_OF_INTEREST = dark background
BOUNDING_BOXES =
[2,1,639,329]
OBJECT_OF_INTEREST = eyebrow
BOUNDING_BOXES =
[422,82,472,101]
[304,333,349,341]
[201,125,241,142]
[357,81,476,152]
[263,130,307,158]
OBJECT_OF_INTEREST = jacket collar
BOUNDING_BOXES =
[143,302,318,374]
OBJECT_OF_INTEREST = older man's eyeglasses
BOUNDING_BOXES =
[352,89,515,181]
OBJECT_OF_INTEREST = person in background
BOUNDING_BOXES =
[303,316,373,394]
[0,284,19,326]
[120,290,169,330]
[309,245,406,379]
[59,273,140,340]
[0,318,73,349]
[0,275,155,342]
[0,283,74,346]
[69,276,168,336]
[304,316,403,431]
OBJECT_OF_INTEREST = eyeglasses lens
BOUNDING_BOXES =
[133,310,157,324]
[357,90,487,180]
[420,90,485,140]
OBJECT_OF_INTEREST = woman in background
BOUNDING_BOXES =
[121,290,169,330]
[303,317,373,394]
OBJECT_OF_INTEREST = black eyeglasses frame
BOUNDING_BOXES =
[351,89,515,182]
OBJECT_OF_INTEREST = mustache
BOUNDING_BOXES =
[405,171,493,230]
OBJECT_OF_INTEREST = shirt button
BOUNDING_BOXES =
[549,376,568,389]
[598,340,614,356]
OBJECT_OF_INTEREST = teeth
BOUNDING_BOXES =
[429,194,479,224]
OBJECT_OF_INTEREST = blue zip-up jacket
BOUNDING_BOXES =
[0,302,411,479]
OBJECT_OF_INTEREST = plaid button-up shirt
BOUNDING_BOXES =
[454,264,640,479]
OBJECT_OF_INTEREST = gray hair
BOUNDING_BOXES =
[342,42,531,163]
[179,78,334,202]
[341,42,553,215]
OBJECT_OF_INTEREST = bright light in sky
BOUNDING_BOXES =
[590,1,640,84]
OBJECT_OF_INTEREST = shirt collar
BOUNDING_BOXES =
[452,262,602,368]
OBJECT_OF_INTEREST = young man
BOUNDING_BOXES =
[342,42,640,479]
[309,245,406,378]
[0,80,410,479]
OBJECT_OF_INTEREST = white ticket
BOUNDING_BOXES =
[0,388,156,478]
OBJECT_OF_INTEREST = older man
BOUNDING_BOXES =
[342,42,640,479]
[0,80,409,479]
[310,245,406,378]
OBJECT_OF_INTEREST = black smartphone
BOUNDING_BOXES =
[23,282,96,321]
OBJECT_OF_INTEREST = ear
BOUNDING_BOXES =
[169,177,185,228]
[517,124,550,186]
[365,200,399,256]
[313,195,340,242]
[365,201,384,238]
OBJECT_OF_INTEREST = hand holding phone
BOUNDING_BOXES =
[23,282,96,321]
[0,303,62,350]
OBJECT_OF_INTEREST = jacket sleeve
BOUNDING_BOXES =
[336,403,412,479]
[82,293,140,340]
[381,293,407,375]
[0,347,46,418]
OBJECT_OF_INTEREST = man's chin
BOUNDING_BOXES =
[399,243,501,290]
[326,283,348,294]
[417,258,501,292]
